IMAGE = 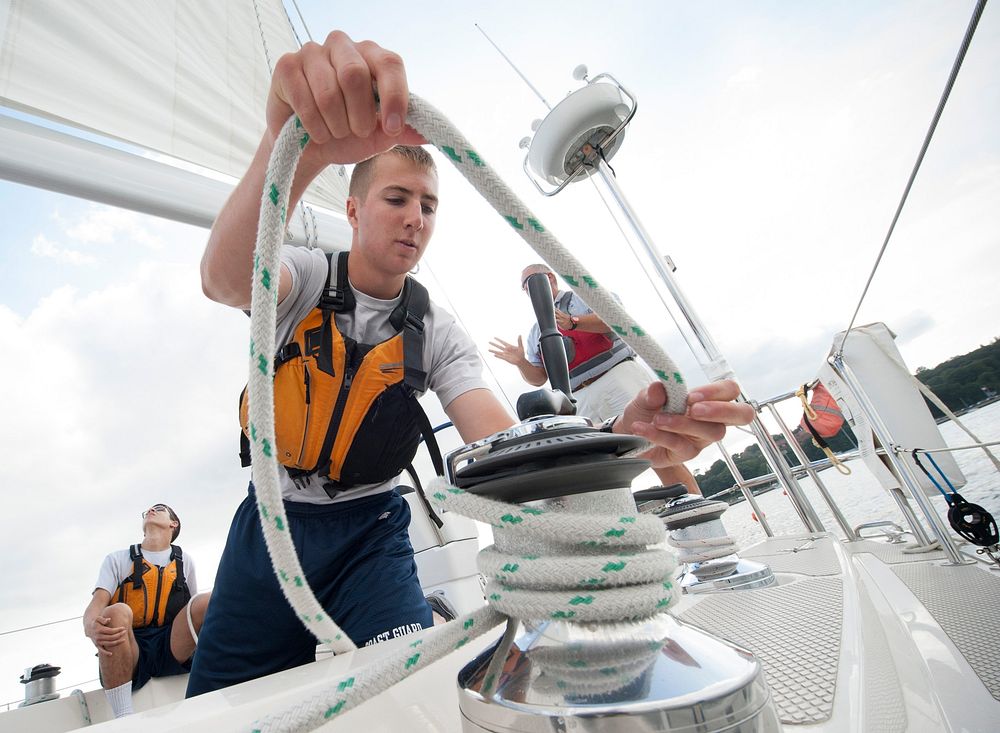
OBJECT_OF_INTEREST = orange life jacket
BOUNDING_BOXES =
[114,544,190,628]
[239,252,443,498]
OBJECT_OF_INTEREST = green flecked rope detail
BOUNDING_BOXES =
[247,101,683,731]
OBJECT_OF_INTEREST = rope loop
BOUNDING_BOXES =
[246,96,687,731]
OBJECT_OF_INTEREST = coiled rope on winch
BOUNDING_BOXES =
[245,96,688,732]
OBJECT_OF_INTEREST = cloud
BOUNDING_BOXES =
[30,207,165,269]
[0,259,249,633]
[63,207,163,250]
[725,66,762,89]
[29,234,97,265]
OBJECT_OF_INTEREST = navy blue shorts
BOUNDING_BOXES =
[131,623,190,691]
[185,486,431,697]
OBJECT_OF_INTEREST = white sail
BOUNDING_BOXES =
[0,0,349,243]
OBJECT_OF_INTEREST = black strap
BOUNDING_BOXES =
[170,545,188,594]
[802,412,832,452]
[317,253,349,377]
[388,277,412,332]
[274,342,301,366]
[406,399,446,529]
[401,279,429,393]
[239,386,252,467]
[412,398,445,479]
[404,463,444,529]
[319,251,356,312]
[129,544,143,590]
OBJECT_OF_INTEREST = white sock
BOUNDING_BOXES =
[104,681,134,718]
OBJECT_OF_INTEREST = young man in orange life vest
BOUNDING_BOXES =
[188,31,754,696]
[83,504,210,717]
[490,264,702,493]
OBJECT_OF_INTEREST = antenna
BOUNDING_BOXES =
[474,23,552,110]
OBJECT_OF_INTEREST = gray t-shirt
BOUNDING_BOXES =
[269,246,488,504]
[95,546,198,596]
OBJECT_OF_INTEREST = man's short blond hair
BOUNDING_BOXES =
[349,146,437,201]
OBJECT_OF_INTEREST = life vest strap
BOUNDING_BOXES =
[404,401,445,528]
[319,251,356,312]
[401,280,429,394]
[170,545,187,595]
[239,387,252,467]
[274,342,302,367]
[322,253,429,394]
[129,544,143,590]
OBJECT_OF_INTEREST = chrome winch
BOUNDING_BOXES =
[450,280,779,729]
[636,484,777,594]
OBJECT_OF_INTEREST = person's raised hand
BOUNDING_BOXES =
[488,336,527,366]
[267,31,425,167]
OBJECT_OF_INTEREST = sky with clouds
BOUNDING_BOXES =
[1,0,998,708]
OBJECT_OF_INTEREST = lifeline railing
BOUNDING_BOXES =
[701,384,996,566]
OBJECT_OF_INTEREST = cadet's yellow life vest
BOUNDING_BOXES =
[114,544,191,628]
[240,252,443,498]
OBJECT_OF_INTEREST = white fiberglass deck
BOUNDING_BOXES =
[5,534,999,732]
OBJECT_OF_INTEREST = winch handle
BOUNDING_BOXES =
[525,272,575,405]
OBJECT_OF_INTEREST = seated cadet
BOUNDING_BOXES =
[83,504,210,718]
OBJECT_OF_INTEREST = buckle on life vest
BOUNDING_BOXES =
[404,311,425,335]
[274,342,302,366]
[319,285,350,311]
[319,251,356,313]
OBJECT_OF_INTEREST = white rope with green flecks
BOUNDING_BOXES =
[408,95,689,405]
[248,484,676,732]
[246,96,685,732]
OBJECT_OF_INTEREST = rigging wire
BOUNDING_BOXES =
[251,0,276,72]
[838,0,989,357]
[287,0,313,43]
[260,1,323,248]
[896,439,1000,455]
[585,167,705,378]
[419,257,518,417]
[0,616,81,637]
[474,24,552,110]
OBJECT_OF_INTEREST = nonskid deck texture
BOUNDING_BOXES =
[677,538,843,724]
[892,562,1000,702]
[849,535,1000,703]
[741,534,843,576]
[847,538,948,564]
[677,533,1000,730]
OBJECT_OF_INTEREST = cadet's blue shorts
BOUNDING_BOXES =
[132,623,191,690]
[185,486,431,697]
